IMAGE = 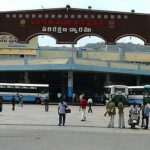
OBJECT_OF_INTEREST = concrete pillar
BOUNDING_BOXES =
[71,44,75,58]
[24,71,30,83]
[119,47,124,61]
[136,76,140,86]
[106,73,110,85]
[67,71,73,102]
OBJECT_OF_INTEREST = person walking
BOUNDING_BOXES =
[141,103,146,128]
[57,92,62,101]
[143,102,150,129]
[79,93,85,111]
[118,101,125,128]
[104,100,110,116]
[87,98,93,113]
[11,95,16,111]
[18,94,23,107]
[44,95,49,112]
[80,95,87,121]
[72,93,77,103]
[58,97,68,126]
[107,100,116,128]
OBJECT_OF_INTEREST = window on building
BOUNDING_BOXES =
[6,14,10,18]
[64,14,68,18]
[124,15,128,19]
[13,14,17,18]
[97,15,101,19]
[91,15,95,19]
[45,14,49,18]
[104,15,108,19]
[20,55,25,58]
[117,15,121,19]
[77,15,82,18]
[19,14,23,18]
[58,14,62,18]
[71,14,75,18]
[38,14,42,18]
[51,14,55,18]
[110,15,115,19]
[25,14,30,18]
[84,15,88,18]
[32,14,36,18]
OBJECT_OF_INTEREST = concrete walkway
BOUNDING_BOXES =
[0,104,150,150]
[0,104,147,131]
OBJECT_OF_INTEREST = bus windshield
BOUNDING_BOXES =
[103,85,128,101]
[115,88,125,93]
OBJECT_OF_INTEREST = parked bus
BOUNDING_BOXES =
[127,86,144,105]
[103,85,128,104]
[0,83,49,104]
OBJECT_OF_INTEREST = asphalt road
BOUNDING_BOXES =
[0,104,149,150]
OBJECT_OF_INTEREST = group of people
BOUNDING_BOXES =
[1,91,150,129]
[72,92,102,104]
[104,99,150,129]
[57,93,93,126]
[12,94,24,110]
[57,92,150,129]
[105,100,125,128]
[0,94,49,112]
[0,94,24,112]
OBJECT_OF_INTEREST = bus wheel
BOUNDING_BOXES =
[35,98,41,104]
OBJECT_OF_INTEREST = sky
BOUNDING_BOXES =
[0,0,149,47]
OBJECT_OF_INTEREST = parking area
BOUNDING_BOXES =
[0,104,147,130]
[0,104,150,150]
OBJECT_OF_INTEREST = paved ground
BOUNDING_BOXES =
[0,104,150,150]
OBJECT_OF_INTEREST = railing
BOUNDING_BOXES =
[74,59,108,67]
[111,62,138,70]
[27,58,68,65]
[0,59,24,65]
[0,57,149,74]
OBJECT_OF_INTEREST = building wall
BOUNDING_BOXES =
[39,50,74,58]
[0,36,150,63]
[124,52,150,62]
[0,35,38,59]
[0,35,38,49]
[38,49,150,63]
[82,51,120,61]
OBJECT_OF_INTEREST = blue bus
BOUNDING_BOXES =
[0,83,49,104]
[128,86,144,105]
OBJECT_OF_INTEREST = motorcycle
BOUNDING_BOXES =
[128,110,140,129]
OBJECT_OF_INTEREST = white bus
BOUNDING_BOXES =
[104,85,128,101]
[0,83,49,104]
[128,86,144,105]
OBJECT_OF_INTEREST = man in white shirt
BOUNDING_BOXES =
[88,98,93,113]
[58,98,67,126]
[57,92,62,99]
[129,102,139,114]
[144,102,150,129]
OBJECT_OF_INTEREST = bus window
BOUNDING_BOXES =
[0,83,49,104]
[128,86,144,105]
